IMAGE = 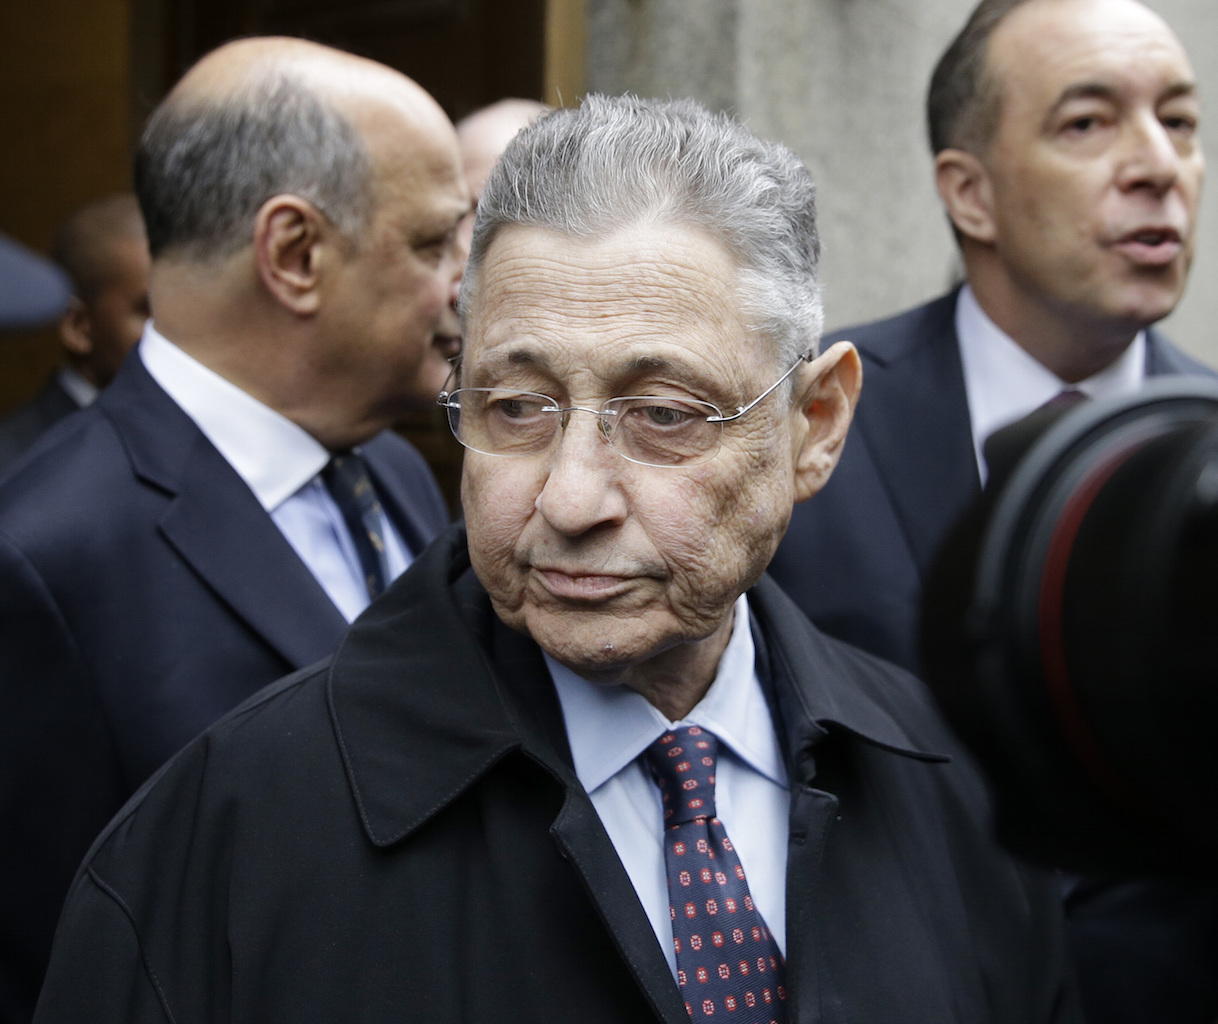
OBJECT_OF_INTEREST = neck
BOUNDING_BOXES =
[573,608,737,721]
[151,275,383,451]
[965,266,1141,385]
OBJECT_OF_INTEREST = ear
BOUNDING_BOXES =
[58,296,94,358]
[934,148,997,245]
[791,341,862,504]
[253,195,329,316]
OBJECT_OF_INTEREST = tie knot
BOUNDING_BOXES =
[645,726,718,826]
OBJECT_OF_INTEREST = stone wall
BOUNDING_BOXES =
[586,0,1218,365]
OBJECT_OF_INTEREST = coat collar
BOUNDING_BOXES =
[327,527,949,849]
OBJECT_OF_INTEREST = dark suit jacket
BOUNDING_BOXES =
[33,528,1079,1024]
[768,290,1218,1024]
[0,355,449,1024]
[0,375,81,475]
[769,289,1216,675]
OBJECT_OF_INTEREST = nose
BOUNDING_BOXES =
[1117,112,1182,195]
[533,411,628,536]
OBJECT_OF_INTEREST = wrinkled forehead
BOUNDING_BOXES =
[460,221,763,387]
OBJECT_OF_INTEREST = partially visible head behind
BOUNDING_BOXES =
[927,0,1029,157]
[51,193,150,387]
[462,94,823,367]
[134,37,469,448]
[136,39,375,263]
[457,98,551,204]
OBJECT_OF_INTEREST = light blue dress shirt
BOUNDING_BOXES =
[955,284,1146,483]
[549,594,789,979]
[139,323,410,621]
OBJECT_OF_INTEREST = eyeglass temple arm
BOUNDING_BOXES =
[708,349,816,424]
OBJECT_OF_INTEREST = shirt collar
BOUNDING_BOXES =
[549,594,787,794]
[138,322,330,510]
[56,366,99,408]
[956,285,1145,481]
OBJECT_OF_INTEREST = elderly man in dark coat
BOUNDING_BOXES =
[34,95,1080,1024]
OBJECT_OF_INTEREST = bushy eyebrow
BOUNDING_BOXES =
[465,346,727,397]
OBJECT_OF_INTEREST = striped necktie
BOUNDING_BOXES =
[321,450,390,599]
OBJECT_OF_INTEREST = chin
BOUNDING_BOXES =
[522,608,662,675]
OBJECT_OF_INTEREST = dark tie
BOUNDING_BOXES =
[984,388,1090,486]
[645,726,787,1023]
[321,450,390,599]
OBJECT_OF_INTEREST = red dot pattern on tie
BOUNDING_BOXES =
[646,726,787,1024]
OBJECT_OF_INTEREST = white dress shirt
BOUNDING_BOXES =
[550,594,789,979]
[138,323,411,621]
[955,285,1146,483]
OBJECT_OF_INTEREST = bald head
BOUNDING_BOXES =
[136,37,450,264]
[456,99,551,203]
[52,194,146,301]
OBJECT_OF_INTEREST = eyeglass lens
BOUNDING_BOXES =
[444,389,724,467]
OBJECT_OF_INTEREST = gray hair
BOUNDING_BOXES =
[460,94,823,368]
[135,71,372,262]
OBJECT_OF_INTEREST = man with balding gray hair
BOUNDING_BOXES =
[0,37,463,1022]
[35,94,1076,1024]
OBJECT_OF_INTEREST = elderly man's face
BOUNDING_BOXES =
[980,0,1202,337]
[460,223,808,681]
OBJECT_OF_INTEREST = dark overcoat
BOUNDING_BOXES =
[35,528,1078,1024]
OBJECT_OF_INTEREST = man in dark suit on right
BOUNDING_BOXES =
[0,38,466,1024]
[770,1,1215,1021]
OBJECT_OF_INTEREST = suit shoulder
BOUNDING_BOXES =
[824,291,960,367]
[0,406,122,522]
[1147,329,1217,378]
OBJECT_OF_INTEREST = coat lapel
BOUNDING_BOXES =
[329,531,692,1023]
[487,619,692,1024]
[101,357,348,669]
[850,292,980,576]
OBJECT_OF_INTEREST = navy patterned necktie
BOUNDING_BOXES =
[321,450,390,599]
[645,726,787,1023]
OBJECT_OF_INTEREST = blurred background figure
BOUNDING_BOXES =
[455,98,549,258]
[0,234,69,334]
[0,195,149,472]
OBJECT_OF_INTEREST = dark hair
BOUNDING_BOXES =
[135,71,372,261]
[51,193,146,299]
[927,0,1034,155]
